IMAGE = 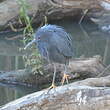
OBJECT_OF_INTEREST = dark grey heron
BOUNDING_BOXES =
[24,24,74,88]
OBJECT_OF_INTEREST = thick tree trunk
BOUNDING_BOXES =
[90,0,110,32]
[1,75,110,110]
[0,0,103,30]
[44,55,107,79]
[0,56,108,86]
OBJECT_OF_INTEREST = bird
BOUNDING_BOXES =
[24,24,74,89]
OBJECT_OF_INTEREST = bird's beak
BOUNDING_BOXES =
[24,39,36,50]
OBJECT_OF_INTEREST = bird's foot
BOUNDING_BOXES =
[61,73,70,85]
[46,83,56,93]
[48,83,56,90]
[46,83,57,93]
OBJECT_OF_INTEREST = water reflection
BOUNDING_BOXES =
[0,83,36,106]
[0,38,30,71]
[0,19,110,106]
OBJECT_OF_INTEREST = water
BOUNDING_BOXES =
[0,19,110,106]
[0,39,25,71]
[0,83,37,106]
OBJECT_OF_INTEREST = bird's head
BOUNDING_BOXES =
[24,24,60,50]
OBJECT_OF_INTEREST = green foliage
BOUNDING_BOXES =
[23,47,44,75]
[17,0,33,40]
[17,0,43,75]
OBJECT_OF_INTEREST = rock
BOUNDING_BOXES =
[1,75,110,110]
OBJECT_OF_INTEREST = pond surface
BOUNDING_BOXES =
[0,19,110,106]
[0,83,37,106]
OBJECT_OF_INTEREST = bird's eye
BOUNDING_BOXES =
[38,36,40,40]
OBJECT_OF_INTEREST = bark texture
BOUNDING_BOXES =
[0,0,103,30]
[0,56,108,86]
[1,75,110,110]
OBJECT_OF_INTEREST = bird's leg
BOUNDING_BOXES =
[61,64,70,85]
[48,64,56,89]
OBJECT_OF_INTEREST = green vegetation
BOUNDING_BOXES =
[17,0,33,38]
[17,0,43,75]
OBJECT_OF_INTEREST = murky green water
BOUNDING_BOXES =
[0,19,110,106]
[0,83,37,106]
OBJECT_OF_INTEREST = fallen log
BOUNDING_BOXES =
[1,75,110,110]
[90,0,110,32]
[0,0,103,30]
[0,56,108,86]
[44,55,108,78]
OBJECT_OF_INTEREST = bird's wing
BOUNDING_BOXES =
[51,31,74,57]
[37,42,50,61]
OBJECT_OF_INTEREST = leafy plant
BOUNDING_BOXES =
[18,0,43,75]
[23,47,44,75]
[17,0,33,37]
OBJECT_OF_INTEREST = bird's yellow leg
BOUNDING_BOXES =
[61,73,70,85]
[48,82,56,89]
[48,64,57,90]
[47,82,56,94]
